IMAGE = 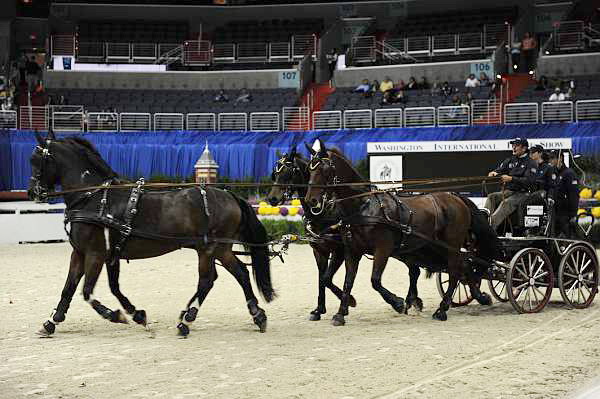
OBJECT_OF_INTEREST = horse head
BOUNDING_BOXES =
[268,146,306,206]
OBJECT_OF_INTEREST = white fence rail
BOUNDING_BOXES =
[154,113,184,131]
[471,99,502,125]
[404,107,436,128]
[542,101,573,123]
[344,109,372,129]
[282,107,309,131]
[119,113,152,131]
[437,105,470,126]
[250,112,280,132]
[88,112,119,131]
[19,106,48,130]
[313,111,342,130]
[52,112,84,132]
[187,113,216,131]
[218,113,247,131]
[504,103,539,124]
[374,108,403,128]
[576,100,600,122]
[0,111,18,129]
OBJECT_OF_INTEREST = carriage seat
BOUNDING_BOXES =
[514,191,552,236]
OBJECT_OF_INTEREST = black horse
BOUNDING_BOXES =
[304,139,498,325]
[267,147,356,320]
[28,131,275,337]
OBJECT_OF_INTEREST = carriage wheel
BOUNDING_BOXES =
[507,248,554,314]
[436,273,479,307]
[487,279,509,302]
[558,244,599,309]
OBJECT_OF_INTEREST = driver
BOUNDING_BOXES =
[550,150,580,238]
[484,137,538,231]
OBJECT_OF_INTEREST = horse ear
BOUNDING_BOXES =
[305,142,316,156]
[289,146,297,158]
[275,150,283,158]
[47,128,56,140]
[35,132,45,146]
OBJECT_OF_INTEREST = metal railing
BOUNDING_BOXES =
[106,43,131,62]
[404,107,436,128]
[19,106,48,130]
[119,113,152,132]
[471,99,502,125]
[77,42,105,62]
[132,43,158,63]
[51,35,76,56]
[187,113,216,131]
[88,112,119,131]
[0,111,17,129]
[458,33,483,52]
[269,42,291,61]
[282,107,310,131]
[576,100,600,122]
[554,21,585,51]
[350,36,377,63]
[237,42,269,62]
[437,105,470,126]
[542,101,574,123]
[218,113,247,131]
[504,103,539,124]
[313,111,342,130]
[250,112,280,132]
[157,44,183,66]
[484,23,508,49]
[432,34,457,54]
[154,113,184,131]
[406,36,431,56]
[344,109,372,129]
[374,108,403,128]
[52,112,85,132]
[292,34,317,59]
[213,43,236,63]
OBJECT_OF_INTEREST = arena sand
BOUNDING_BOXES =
[1,243,600,399]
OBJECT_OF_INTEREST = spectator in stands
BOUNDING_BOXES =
[18,55,27,86]
[535,76,549,91]
[565,87,575,100]
[479,72,490,86]
[380,77,394,93]
[26,56,41,93]
[419,76,430,90]
[431,80,442,96]
[451,94,461,106]
[406,77,418,90]
[353,79,371,93]
[58,95,68,106]
[440,81,454,97]
[1,98,12,111]
[461,91,473,106]
[370,80,380,96]
[396,79,406,90]
[235,88,253,104]
[327,48,339,85]
[549,87,565,102]
[465,73,480,88]
[521,32,537,73]
[214,89,229,102]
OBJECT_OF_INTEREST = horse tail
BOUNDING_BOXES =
[235,195,276,302]
[456,194,501,262]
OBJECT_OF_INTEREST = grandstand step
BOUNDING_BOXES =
[504,74,536,104]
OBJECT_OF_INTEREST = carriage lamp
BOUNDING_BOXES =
[194,142,219,184]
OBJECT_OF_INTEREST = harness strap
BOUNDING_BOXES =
[428,194,441,237]
[112,178,145,257]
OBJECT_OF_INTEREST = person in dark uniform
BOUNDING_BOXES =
[485,138,538,231]
[518,144,556,225]
[550,150,581,238]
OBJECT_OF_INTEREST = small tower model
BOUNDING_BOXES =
[194,142,219,184]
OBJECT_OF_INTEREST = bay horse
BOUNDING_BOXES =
[267,147,356,320]
[28,131,275,337]
[304,139,498,325]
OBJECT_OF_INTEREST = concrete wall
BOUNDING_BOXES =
[334,59,484,87]
[44,69,295,90]
[537,53,600,78]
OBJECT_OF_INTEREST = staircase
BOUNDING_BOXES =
[504,74,536,103]
[375,40,418,64]
[156,45,183,65]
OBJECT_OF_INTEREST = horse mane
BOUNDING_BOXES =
[62,137,119,179]
[327,147,366,182]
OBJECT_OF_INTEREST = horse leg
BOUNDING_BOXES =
[106,259,147,326]
[465,267,492,306]
[405,264,423,313]
[177,253,216,337]
[331,250,361,327]
[83,253,128,325]
[323,248,357,307]
[371,245,405,314]
[38,250,85,336]
[433,254,460,321]
[309,246,329,321]
[219,250,268,333]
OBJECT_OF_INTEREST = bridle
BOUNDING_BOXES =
[271,156,302,204]
[30,142,53,203]
[308,152,341,215]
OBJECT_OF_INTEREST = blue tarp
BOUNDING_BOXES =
[2,122,600,190]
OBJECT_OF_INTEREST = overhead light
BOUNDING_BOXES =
[496,74,502,79]
[513,64,518,70]
[529,70,534,75]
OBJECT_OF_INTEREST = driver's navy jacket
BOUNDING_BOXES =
[493,153,538,192]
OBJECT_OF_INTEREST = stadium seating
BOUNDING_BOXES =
[213,18,323,44]
[514,74,600,104]
[77,20,189,44]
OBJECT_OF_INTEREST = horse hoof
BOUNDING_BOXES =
[309,311,321,321]
[348,295,357,308]
[253,310,267,333]
[110,310,129,324]
[391,297,405,314]
[133,310,147,326]
[331,314,345,326]
[184,307,198,323]
[477,292,493,306]
[36,320,55,337]
[414,298,424,312]
[176,322,190,337]
[432,309,448,321]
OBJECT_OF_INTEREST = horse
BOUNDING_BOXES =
[267,146,356,320]
[28,131,275,337]
[304,139,498,325]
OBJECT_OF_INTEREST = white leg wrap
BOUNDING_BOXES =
[104,228,110,252]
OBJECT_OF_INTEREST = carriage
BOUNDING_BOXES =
[436,196,600,314]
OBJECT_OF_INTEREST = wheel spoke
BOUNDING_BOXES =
[567,280,578,297]
[532,262,545,279]
[515,264,529,281]
[531,284,540,303]
[515,288,527,302]
[581,282,592,298]
[533,285,546,301]
[533,271,549,281]
[580,258,592,274]
[528,253,534,276]
[515,281,529,290]
[564,272,579,279]
[566,260,578,276]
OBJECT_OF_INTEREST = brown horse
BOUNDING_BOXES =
[267,147,356,320]
[304,139,498,325]
[28,131,275,337]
